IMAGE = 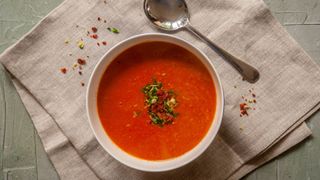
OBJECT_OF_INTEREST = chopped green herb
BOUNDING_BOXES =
[64,39,70,44]
[142,79,178,127]
[168,89,175,96]
[77,40,85,49]
[107,27,120,34]
[149,112,164,126]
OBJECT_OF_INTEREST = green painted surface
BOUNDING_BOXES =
[0,65,59,180]
[0,0,319,179]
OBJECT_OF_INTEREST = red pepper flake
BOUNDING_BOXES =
[90,34,98,39]
[238,88,258,117]
[81,82,85,86]
[97,17,101,21]
[77,58,86,65]
[102,41,107,46]
[97,42,100,46]
[240,103,249,116]
[92,27,98,33]
[60,67,67,74]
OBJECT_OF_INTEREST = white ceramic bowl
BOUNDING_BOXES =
[86,33,224,172]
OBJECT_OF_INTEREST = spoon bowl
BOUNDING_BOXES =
[144,0,260,83]
[144,0,189,31]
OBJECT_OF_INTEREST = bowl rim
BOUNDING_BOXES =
[86,33,224,172]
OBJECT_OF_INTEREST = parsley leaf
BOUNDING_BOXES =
[107,27,120,34]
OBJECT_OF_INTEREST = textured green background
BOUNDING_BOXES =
[0,0,320,179]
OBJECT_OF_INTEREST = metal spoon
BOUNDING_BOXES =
[143,0,260,83]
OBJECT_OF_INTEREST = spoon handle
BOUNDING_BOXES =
[185,24,259,83]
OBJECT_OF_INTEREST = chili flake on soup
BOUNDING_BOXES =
[97,41,216,160]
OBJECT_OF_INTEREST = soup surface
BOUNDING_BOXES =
[97,41,216,160]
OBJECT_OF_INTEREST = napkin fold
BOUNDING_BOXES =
[1,0,320,179]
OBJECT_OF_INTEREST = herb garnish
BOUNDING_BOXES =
[142,79,178,127]
[107,27,120,34]
[77,40,85,49]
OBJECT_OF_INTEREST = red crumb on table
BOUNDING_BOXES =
[90,34,98,39]
[102,41,107,45]
[77,58,86,65]
[237,87,257,117]
[240,103,249,116]
[92,27,98,33]
[60,67,67,74]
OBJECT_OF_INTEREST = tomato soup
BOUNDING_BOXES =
[97,42,216,160]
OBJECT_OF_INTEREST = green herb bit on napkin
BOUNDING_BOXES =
[107,27,120,34]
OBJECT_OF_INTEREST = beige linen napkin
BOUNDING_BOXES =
[1,0,320,179]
